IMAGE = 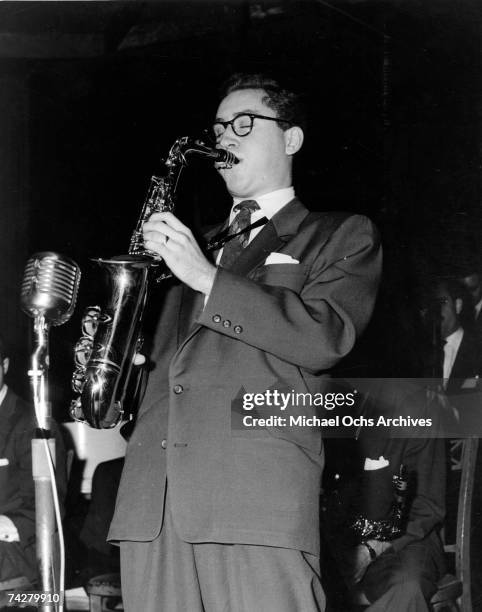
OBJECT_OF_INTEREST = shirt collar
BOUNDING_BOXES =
[231,187,295,222]
[0,385,8,407]
[445,327,464,348]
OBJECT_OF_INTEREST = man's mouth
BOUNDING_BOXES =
[216,159,241,170]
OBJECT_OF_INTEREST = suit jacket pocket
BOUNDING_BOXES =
[252,263,309,294]
[266,423,322,455]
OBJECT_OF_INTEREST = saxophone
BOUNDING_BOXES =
[70,137,237,428]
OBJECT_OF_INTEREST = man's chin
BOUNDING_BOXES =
[222,175,248,197]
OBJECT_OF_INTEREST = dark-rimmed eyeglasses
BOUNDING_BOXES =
[212,113,292,139]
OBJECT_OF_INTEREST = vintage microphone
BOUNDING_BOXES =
[21,252,80,325]
[21,252,81,611]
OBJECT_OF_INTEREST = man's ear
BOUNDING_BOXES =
[455,298,463,315]
[2,358,9,376]
[284,126,304,155]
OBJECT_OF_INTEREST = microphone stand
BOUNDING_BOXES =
[28,314,57,611]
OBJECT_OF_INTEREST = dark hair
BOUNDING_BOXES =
[219,73,307,133]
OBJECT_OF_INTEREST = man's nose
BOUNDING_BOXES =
[218,125,238,147]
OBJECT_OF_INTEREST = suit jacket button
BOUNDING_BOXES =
[212,314,221,323]
[234,325,243,334]
[173,384,184,394]
[161,439,167,449]
[223,319,231,328]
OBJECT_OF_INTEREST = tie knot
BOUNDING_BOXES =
[233,199,260,214]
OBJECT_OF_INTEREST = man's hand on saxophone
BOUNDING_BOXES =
[143,211,216,297]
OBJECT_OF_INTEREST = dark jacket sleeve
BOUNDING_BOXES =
[337,381,446,552]
[387,385,446,552]
[198,215,382,373]
[390,434,446,552]
[6,409,67,548]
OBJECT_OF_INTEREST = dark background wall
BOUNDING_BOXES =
[0,0,480,412]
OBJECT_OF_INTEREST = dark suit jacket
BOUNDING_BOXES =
[474,309,482,342]
[445,329,482,395]
[443,330,482,438]
[108,198,382,555]
[0,388,67,581]
[323,379,446,550]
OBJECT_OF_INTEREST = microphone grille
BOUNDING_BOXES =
[21,252,81,325]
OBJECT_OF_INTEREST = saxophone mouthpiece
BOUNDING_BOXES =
[215,149,239,167]
[180,138,239,168]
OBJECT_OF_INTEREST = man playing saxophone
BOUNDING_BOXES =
[108,73,382,611]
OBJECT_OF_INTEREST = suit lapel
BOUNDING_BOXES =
[447,331,481,394]
[0,390,17,453]
[475,314,482,340]
[228,198,310,276]
[450,332,475,381]
[175,198,311,353]
[228,222,284,276]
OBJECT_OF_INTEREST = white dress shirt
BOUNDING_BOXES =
[443,327,464,386]
[475,298,482,320]
[0,384,7,408]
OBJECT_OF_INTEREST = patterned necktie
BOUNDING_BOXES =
[219,200,260,269]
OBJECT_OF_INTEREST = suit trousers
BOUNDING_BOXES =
[0,541,36,584]
[360,539,444,612]
[120,496,325,612]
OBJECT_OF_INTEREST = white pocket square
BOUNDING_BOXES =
[0,458,9,467]
[461,377,478,389]
[264,253,299,265]
[364,456,389,471]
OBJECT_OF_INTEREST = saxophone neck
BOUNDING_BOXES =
[129,135,237,257]
[167,136,239,167]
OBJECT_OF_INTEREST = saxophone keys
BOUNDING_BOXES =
[69,397,86,423]
[81,305,102,337]
[74,336,94,368]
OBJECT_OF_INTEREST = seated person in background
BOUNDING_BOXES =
[434,278,481,394]
[422,278,482,435]
[78,457,124,579]
[0,334,67,587]
[65,421,133,587]
[431,277,482,567]
[321,379,446,612]
[458,267,482,342]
